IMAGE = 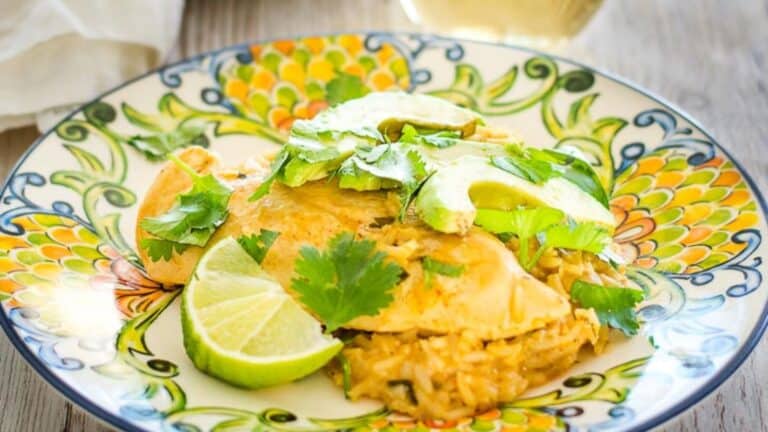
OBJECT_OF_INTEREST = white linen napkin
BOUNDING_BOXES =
[0,0,185,132]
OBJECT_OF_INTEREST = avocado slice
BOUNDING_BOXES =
[278,92,482,187]
[335,139,508,193]
[414,156,616,234]
[417,139,509,166]
[278,134,360,187]
[304,91,482,141]
[336,144,406,191]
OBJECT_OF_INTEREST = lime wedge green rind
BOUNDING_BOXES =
[181,237,342,389]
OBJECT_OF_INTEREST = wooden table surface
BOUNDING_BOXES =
[1,1,766,431]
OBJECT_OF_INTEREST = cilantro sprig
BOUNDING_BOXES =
[396,151,430,220]
[237,229,280,264]
[127,122,209,162]
[400,124,461,148]
[475,207,563,268]
[491,154,558,184]
[291,232,403,333]
[337,144,430,220]
[421,256,465,289]
[528,148,609,208]
[140,154,232,261]
[140,238,190,262]
[475,207,611,270]
[527,221,612,269]
[491,146,609,207]
[571,280,645,336]
[336,352,353,399]
[249,149,289,202]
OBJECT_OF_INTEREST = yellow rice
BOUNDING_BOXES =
[327,241,631,420]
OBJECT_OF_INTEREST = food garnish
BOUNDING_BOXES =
[475,208,612,270]
[493,145,609,207]
[475,207,564,268]
[248,92,480,201]
[127,122,209,162]
[337,143,430,219]
[181,238,341,389]
[140,153,232,261]
[529,221,612,270]
[248,148,289,202]
[543,221,612,254]
[414,155,616,234]
[291,232,403,333]
[490,154,558,184]
[122,101,209,161]
[421,256,465,289]
[336,352,353,399]
[337,144,428,191]
[525,147,610,207]
[399,124,461,148]
[140,238,190,262]
[237,229,280,264]
[570,280,645,336]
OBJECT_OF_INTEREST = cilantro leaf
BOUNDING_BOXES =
[475,208,611,271]
[293,146,341,164]
[237,229,280,264]
[337,146,405,191]
[291,232,403,332]
[491,155,558,184]
[400,124,461,148]
[252,123,370,193]
[527,148,609,208]
[337,144,431,220]
[525,221,613,269]
[140,238,190,262]
[490,146,609,208]
[474,208,565,235]
[543,222,612,254]
[354,145,388,163]
[474,207,564,267]
[421,256,465,289]
[397,149,430,220]
[336,352,352,399]
[339,144,417,185]
[570,280,645,336]
[127,122,209,162]
[325,73,370,106]
[140,154,231,259]
[419,131,461,148]
[249,149,290,202]
[399,124,419,142]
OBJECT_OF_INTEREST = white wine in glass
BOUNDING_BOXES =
[400,0,604,49]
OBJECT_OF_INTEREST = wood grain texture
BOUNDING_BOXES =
[0,1,765,431]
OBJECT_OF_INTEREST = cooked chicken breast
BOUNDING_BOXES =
[137,147,571,339]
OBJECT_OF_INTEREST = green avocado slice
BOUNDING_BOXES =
[278,92,483,187]
[414,156,617,234]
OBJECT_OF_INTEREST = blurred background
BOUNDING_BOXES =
[1,0,765,141]
[0,1,766,431]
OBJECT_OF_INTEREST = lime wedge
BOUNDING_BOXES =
[181,237,342,388]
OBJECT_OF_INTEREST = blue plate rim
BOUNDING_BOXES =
[0,31,765,432]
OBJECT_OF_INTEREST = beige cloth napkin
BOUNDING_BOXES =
[0,0,184,132]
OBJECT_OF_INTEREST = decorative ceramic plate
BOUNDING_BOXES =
[1,33,765,432]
